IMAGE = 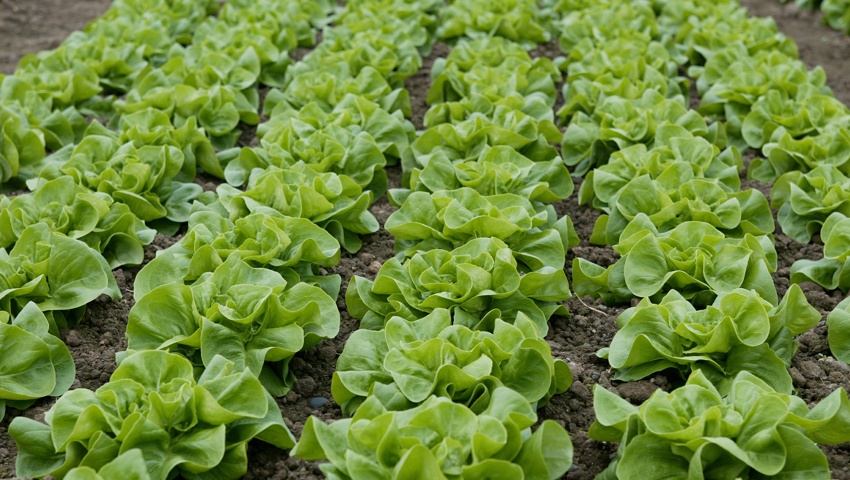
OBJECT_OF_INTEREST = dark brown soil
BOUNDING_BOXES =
[0,0,113,74]
[2,1,850,479]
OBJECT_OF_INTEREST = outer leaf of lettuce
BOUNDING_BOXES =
[10,350,295,480]
[790,212,850,291]
[828,296,850,364]
[0,303,74,421]
[64,449,151,480]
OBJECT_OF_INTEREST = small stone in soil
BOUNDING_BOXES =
[308,397,329,409]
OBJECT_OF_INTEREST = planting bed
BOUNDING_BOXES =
[1,0,850,479]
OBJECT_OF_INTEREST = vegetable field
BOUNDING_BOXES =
[1,0,850,479]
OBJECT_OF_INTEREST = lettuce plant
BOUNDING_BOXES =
[134,211,340,300]
[126,255,339,396]
[790,212,850,291]
[115,73,258,150]
[333,308,571,415]
[225,131,388,197]
[424,91,558,128]
[219,0,332,51]
[184,23,287,89]
[293,386,573,480]
[574,214,777,306]
[0,303,74,421]
[437,0,551,48]
[662,2,797,66]
[691,45,828,145]
[294,29,423,87]
[578,135,743,211]
[31,137,202,235]
[335,0,441,52]
[402,110,561,184]
[385,189,577,271]
[591,176,773,246]
[741,89,850,149]
[823,0,850,33]
[590,370,850,480]
[771,165,850,243]
[264,63,411,118]
[750,126,850,182]
[392,145,572,205]
[559,34,686,123]
[599,285,819,393]
[116,108,218,179]
[10,350,296,480]
[0,77,87,153]
[347,238,570,334]
[205,164,379,253]
[230,94,415,191]
[0,223,119,331]
[427,38,559,107]
[562,90,724,176]
[259,93,415,163]
[0,176,155,268]
[555,0,658,52]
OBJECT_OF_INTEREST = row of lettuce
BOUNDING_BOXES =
[3,0,373,479]
[290,1,579,479]
[548,0,850,478]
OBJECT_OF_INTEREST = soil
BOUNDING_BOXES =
[2,1,850,479]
